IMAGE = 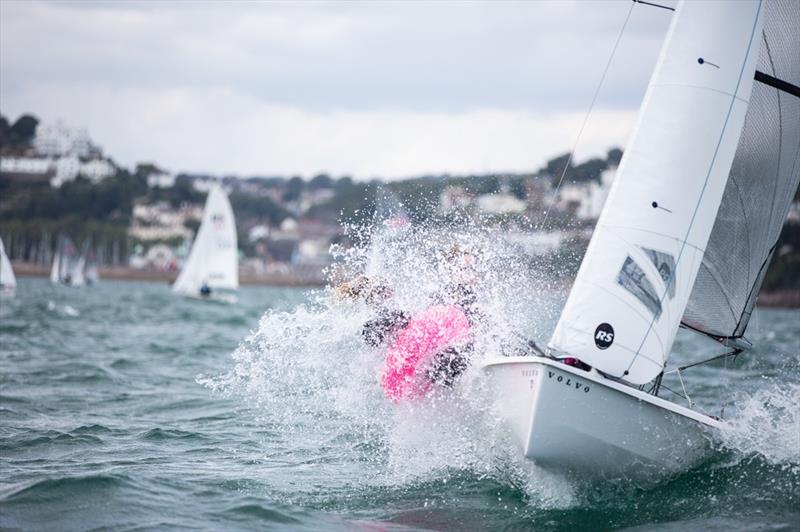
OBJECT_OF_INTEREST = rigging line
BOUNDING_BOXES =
[536,0,636,233]
[658,382,689,402]
[624,0,763,378]
[675,369,692,407]
[665,348,741,373]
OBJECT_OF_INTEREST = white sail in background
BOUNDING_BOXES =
[50,250,60,284]
[70,256,87,287]
[549,1,764,385]
[51,237,82,286]
[0,237,16,290]
[85,262,100,285]
[173,184,239,297]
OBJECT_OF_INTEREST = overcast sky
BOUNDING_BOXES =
[0,0,675,179]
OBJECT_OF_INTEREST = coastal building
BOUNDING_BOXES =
[77,158,116,183]
[557,165,617,220]
[144,244,178,271]
[0,156,52,176]
[192,177,221,193]
[33,120,100,158]
[439,186,473,214]
[476,190,527,215]
[146,170,176,188]
[248,225,270,243]
[49,156,116,188]
[1,154,115,187]
[128,202,199,242]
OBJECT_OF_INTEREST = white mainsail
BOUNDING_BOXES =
[549,1,765,385]
[0,237,16,290]
[173,184,239,297]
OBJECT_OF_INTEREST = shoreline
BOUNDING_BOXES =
[11,261,799,308]
[11,262,327,288]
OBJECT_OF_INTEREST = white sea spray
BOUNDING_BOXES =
[201,198,578,506]
[718,382,800,468]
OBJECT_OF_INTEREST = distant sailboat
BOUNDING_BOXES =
[484,0,799,477]
[0,237,16,293]
[172,184,239,302]
[51,237,85,287]
[84,246,100,285]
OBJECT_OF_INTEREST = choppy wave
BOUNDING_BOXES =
[718,383,800,466]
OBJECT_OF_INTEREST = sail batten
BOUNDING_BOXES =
[549,0,765,385]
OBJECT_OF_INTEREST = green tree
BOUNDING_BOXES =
[283,176,305,202]
[309,173,333,190]
[0,114,10,148]
[9,114,39,146]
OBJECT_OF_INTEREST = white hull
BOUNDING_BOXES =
[482,356,720,478]
[178,291,238,305]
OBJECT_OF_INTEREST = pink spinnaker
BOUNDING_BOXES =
[381,304,471,402]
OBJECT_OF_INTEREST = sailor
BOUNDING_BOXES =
[334,276,410,347]
[199,281,211,297]
[336,264,479,389]
[436,244,481,324]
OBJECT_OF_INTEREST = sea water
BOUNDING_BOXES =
[1,272,798,530]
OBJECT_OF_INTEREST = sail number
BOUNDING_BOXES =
[548,370,590,393]
[521,368,538,390]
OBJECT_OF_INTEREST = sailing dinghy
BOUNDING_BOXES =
[50,237,86,287]
[0,237,16,293]
[484,0,799,476]
[172,184,239,303]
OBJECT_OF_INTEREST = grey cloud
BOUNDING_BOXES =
[2,0,672,113]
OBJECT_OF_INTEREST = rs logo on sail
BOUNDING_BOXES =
[594,323,614,349]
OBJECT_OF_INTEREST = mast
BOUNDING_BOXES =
[548,0,765,385]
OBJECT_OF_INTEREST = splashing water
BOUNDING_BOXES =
[201,201,581,503]
[718,383,800,467]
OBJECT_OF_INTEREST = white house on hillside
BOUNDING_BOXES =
[558,165,617,220]
[34,120,100,158]
[147,171,176,188]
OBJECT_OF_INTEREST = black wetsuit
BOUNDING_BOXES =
[362,308,410,347]
[427,282,479,387]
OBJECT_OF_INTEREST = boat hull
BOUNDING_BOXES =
[482,356,720,477]
[179,291,238,304]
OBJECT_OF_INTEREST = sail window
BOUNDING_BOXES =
[617,256,663,319]
[642,247,676,299]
